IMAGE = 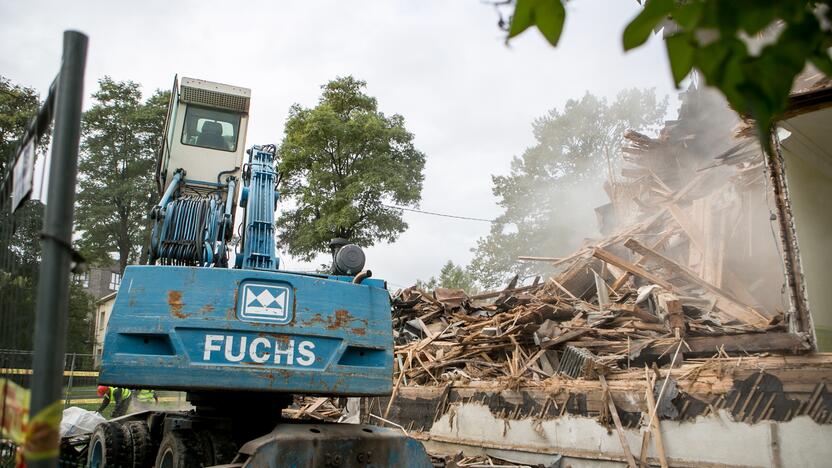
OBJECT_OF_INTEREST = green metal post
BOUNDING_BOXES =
[64,353,77,407]
[27,30,87,468]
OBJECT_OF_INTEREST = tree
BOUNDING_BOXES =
[468,89,667,289]
[76,77,169,272]
[414,276,438,293]
[0,76,39,168]
[501,0,831,152]
[415,260,478,293]
[277,76,425,260]
[438,260,478,292]
[66,282,95,354]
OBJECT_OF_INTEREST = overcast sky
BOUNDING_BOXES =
[1,0,678,290]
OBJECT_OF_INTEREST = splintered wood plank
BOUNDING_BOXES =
[668,203,757,306]
[653,289,685,337]
[468,283,540,300]
[622,238,770,327]
[686,198,706,277]
[549,278,578,299]
[592,247,674,290]
[643,370,669,468]
[600,375,638,468]
[637,332,810,357]
[701,195,726,287]
[610,229,674,292]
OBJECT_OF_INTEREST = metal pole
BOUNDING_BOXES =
[27,30,87,467]
[64,353,77,407]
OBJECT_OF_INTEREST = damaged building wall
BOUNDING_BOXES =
[364,354,832,467]
[779,104,832,351]
[416,403,831,468]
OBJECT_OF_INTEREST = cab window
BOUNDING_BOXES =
[181,105,241,152]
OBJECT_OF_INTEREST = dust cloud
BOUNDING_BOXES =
[522,83,788,317]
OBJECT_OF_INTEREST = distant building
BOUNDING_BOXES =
[73,264,122,367]
[92,292,117,368]
[73,264,122,299]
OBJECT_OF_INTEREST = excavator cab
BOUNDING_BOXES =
[155,76,250,196]
[145,77,251,267]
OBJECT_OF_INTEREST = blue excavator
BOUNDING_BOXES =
[89,76,432,467]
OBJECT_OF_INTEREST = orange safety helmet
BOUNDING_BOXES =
[97,385,110,397]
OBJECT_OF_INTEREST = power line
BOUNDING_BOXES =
[383,204,494,223]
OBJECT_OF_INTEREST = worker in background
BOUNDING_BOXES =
[96,385,132,417]
[133,388,159,411]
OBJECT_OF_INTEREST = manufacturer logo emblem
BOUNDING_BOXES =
[239,283,292,324]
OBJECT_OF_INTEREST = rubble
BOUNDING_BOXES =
[389,86,814,392]
[283,396,344,421]
[280,84,832,466]
[390,229,800,388]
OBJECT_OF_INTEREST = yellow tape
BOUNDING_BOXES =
[0,368,99,377]
[23,400,62,461]
[0,378,30,444]
[66,396,181,405]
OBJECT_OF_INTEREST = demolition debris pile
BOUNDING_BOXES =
[292,86,827,435]
[390,86,809,389]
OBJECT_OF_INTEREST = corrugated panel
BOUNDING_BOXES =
[180,85,250,113]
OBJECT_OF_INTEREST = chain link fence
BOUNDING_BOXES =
[0,176,42,359]
[0,351,97,402]
[0,98,46,468]
[0,122,40,468]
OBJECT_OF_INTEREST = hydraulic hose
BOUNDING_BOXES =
[353,270,372,284]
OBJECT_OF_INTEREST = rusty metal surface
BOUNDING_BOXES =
[99,266,394,397]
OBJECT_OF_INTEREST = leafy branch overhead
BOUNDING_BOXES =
[505,0,832,150]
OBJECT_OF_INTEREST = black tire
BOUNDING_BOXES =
[124,421,155,468]
[153,430,202,468]
[87,422,128,468]
[195,429,238,465]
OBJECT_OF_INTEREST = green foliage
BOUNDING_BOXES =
[622,0,674,51]
[415,260,478,293]
[67,282,95,354]
[469,89,667,289]
[277,76,425,260]
[414,276,438,293]
[439,260,478,293]
[76,77,169,272]
[506,0,832,152]
[0,76,39,169]
[508,0,566,46]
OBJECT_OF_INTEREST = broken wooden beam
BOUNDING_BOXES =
[636,332,811,358]
[622,238,770,327]
[592,247,674,290]
[651,288,686,338]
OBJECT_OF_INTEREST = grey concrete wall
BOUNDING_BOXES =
[420,403,831,467]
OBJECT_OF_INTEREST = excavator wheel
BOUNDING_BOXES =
[124,420,156,468]
[154,430,202,468]
[195,429,239,465]
[87,422,128,468]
